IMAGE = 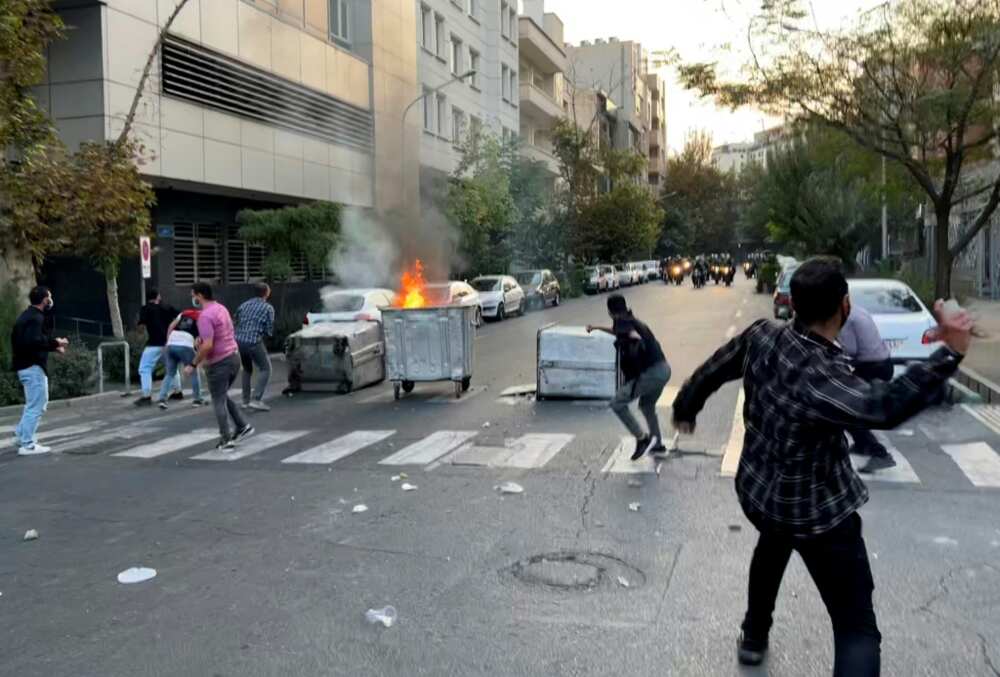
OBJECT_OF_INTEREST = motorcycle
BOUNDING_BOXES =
[666,263,685,285]
[720,264,735,287]
[743,262,756,279]
[710,265,722,285]
[691,267,707,288]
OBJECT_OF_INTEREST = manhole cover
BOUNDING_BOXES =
[502,551,646,591]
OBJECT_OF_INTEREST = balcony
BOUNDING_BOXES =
[518,16,568,75]
[520,81,563,123]
[522,142,561,177]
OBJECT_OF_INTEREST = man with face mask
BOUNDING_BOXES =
[672,257,973,676]
[11,286,69,455]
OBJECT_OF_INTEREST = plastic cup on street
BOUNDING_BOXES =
[365,606,398,628]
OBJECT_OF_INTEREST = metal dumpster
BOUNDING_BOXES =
[284,321,385,393]
[382,305,476,399]
[536,324,619,400]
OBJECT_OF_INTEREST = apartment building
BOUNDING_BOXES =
[37,0,418,328]
[566,37,656,184]
[711,142,756,174]
[416,0,519,199]
[644,72,666,189]
[517,0,567,183]
[711,123,801,174]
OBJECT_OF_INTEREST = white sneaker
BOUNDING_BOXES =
[247,401,271,412]
[18,443,52,456]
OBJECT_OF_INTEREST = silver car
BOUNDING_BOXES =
[847,279,942,371]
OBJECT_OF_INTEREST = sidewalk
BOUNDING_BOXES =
[962,298,1000,399]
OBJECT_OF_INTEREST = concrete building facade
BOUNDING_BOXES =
[644,72,666,190]
[35,0,418,329]
[517,0,567,182]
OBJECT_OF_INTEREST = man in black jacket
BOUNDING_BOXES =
[672,257,972,676]
[588,294,672,460]
[11,286,68,456]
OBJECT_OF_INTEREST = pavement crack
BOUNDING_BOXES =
[576,469,597,539]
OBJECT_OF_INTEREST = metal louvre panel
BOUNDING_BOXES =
[161,35,373,154]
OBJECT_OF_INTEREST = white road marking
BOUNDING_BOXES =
[39,423,100,440]
[656,384,679,409]
[720,388,745,476]
[192,430,310,462]
[962,404,1000,437]
[281,430,395,465]
[602,436,658,474]
[942,442,1000,488]
[849,432,920,483]
[379,431,479,466]
[449,434,574,469]
[112,429,218,458]
[726,325,738,339]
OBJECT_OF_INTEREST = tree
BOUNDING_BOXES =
[236,201,342,287]
[680,0,1000,297]
[575,182,663,262]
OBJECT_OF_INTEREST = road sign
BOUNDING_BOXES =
[140,236,152,279]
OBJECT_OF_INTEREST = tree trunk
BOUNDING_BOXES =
[106,273,125,338]
[933,208,953,301]
[0,250,36,300]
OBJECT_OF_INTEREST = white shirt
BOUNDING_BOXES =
[166,328,195,350]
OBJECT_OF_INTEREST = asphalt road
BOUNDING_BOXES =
[2,275,999,677]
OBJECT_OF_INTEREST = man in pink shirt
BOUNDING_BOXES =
[185,282,254,450]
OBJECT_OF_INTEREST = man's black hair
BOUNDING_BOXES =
[191,282,214,300]
[607,293,628,315]
[790,256,848,325]
[148,288,159,300]
[255,282,270,298]
[29,286,50,306]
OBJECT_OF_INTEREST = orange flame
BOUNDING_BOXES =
[399,259,428,309]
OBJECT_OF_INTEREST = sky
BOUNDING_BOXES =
[540,0,884,154]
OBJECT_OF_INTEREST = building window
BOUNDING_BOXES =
[226,224,265,283]
[452,107,466,145]
[173,223,221,285]
[470,115,482,137]
[509,69,517,102]
[509,8,517,40]
[501,64,510,101]
[434,13,445,59]
[420,4,432,50]
[469,0,479,20]
[500,1,509,38]
[450,35,464,75]
[469,49,480,88]
[422,86,434,131]
[437,93,447,137]
[328,0,350,44]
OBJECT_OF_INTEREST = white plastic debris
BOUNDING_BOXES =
[482,421,491,429]
[391,475,402,482]
[401,483,418,492]
[496,481,524,494]
[23,529,38,541]
[365,605,398,628]
[338,498,348,505]
[628,502,641,512]
[352,504,369,514]
[117,567,157,584]
[617,576,630,588]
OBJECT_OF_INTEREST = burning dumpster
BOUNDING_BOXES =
[382,305,476,399]
[284,321,385,394]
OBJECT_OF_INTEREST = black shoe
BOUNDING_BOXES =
[233,424,255,443]
[215,439,235,451]
[168,391,184,401]
[859,453,896,474]
[651,443,669,458]
[631,436,658,461]
[133,396,152,407]
[737,632,768,666]
[190,399,206,407]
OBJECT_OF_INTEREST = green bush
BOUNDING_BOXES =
[0,283,20,372]
[557,266,586,299]
[49,345,96,400]
[757,261,780,293]
[0,370,23,406]
[101,330,158,384]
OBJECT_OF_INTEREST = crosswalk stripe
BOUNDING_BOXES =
[112,429,218,458]
[962,405,1000,437]
[720,388,746,477]
[448,433,575,469]
[657,385,678,409]
[192,431,311,462]
[281,430,395,465]
[602,436,659,474]
[379,431,478,466]
[850,432,920,483]
[942,442,1000,488]
[39,423,100,441]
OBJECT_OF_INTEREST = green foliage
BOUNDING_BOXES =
[757,260,780,294]
[100,330,153,385]
[0,283,20,371]
[0,371,21,406]
[575,183,664,263]
[48,344,96,400]
[237,202,341,282]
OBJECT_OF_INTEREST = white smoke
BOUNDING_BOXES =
[328,207,400,289]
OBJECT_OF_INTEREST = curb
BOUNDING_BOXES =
[955,366,1000,405]
[0,389,125,417]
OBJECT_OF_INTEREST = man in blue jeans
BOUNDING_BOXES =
[135,289,181,406]
[11,286,69,456]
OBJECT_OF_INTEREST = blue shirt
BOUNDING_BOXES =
[839,305,890,363]
[234,297,274,345]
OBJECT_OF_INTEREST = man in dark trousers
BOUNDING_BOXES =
[588,294,671,460]
[672,257,972,675]
[135,289,181,406]
[11,286,69,456]
[234,283,275,411]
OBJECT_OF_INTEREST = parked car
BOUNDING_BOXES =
[425,281,484,326]
[641,260,659,282]
[602,264,621,289]
[772,264,799,319]
[515,269,561,309]
[615,263,633,288]
[471,275,525,321]
[848,279,942,371]
[305,288,396,325]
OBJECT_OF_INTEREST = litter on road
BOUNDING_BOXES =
[401,483,418,492]
[626,479,643,488]
[617,576,630,588]
[496,481,524,494]
[365,606,398,628]
[117,567,157,584]
[628,502,641,512]
[23,529,38,541]
[482,421,491,428]
[352,504,369,514]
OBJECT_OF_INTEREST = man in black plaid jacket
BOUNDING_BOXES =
[672,257,973,676]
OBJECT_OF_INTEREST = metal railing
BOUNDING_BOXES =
[96,341,131,395]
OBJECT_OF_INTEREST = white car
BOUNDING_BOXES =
[847,279,942,371]
[305,288,396,325]
[424,281,484,326]
[615,264,633,288]
[471,275,525,321]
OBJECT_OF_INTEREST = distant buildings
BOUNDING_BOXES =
[711,124,800,174]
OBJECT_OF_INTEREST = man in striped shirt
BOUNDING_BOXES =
[234,283,275,412]
[673,257,972,676]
